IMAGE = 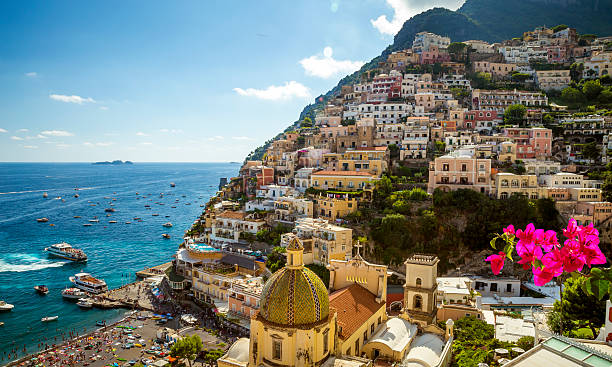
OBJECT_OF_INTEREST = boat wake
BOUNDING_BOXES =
[0,253,67,273]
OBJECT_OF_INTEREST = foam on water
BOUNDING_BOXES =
[0,253,67,273]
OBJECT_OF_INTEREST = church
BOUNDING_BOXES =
[217,238,454,367]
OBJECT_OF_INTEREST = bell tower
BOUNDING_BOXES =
[403,254,439,326]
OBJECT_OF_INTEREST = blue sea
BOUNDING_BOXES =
[0,162,238,359]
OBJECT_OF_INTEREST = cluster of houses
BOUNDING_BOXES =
[165,26,612,366]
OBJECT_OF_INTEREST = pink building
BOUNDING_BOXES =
[420,46,451,65]
[227,278,263,320]
[372,73,402,99]
[503,127,552,159]
[427,152,492,194]
[547,45,570,63]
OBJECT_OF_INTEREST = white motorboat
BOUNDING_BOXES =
[41,316,59,322]
[45,242,87,262]
[0,301,14,312]
[162,222,172,228]
[76,298,93,308]
[62,287,88,300]
[70,273,108,294]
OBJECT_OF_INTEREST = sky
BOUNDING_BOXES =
[0,0,464,162]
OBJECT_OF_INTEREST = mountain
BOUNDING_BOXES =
[245,0,612,161]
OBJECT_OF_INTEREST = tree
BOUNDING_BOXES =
[553,277,606,337]
[503,104,527,126]
[552,24,568,33]
[543,113,554,126]
[570,62,584,82]
[561,87,585,105]
[582,141,601,163]
[602,174,612,202]
[511,72,530,83]
[301,117,313,128]
[516,336,534,351]
[583,80,603,100]
[203,349,224,366]
[387,144,400,160]
[266,246,286,273]
[171,335,203,367]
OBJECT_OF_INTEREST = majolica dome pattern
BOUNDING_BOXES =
[259,266,329,326]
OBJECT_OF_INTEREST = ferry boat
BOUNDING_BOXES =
[104,208,115,212]
[62,288,88,300]
[76,298,93,308]
[162,233,170,239]
[0,301,14,312]
[89,219,99,223]
[37,217,49,223]
[70,273,108,294]
[41,316,59,322]
[45,243,87,262]
[34,285,49,295]
[162,222,173,228]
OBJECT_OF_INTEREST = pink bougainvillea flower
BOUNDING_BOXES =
[581,242,607,268]
[516,240,543,269]
[503,225,515,235]
[561,240,585,273]
[516,223,538,245]
[580,222,599,238]
[532,266,555,286]
[541,248,564,276]
[563,218,579,239]
[486,251,505,275]
[541,230,559,252]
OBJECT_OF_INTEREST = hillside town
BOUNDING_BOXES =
[143,25,612,367]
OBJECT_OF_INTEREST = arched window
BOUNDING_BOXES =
[414,295,423,310]
[500,192,509,199]
[416,278,422,286]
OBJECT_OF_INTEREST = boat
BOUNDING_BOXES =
[89,219,99,223]
[109,220,117,224]
[73,216,81,218]
[133,217,141,220]
[104,208,115,212]
[125,221,132,224]
[83,223,92,227]
[162,222,172,228]
[70,273,108,294]
[162,234,170,239]
[0,322,4,326]
[62,287,88,300]
[34,285,49,295]
[45,242,87,262]
[37,217,49,223]
[43,192,48,198]
[96,321,106,327]
[42,316,59,322]
[0,301,14,312]
[152,213,159,217]
[170,183,175,187]
[76,298,93,308]
[55,196,61,200]
[74,194,79,198]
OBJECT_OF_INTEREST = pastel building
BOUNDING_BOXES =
[428,152,492,195]
[503,127,552,159]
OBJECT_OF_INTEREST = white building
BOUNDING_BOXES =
[413,32,450,54]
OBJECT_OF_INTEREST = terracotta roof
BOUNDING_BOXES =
[217,211,247,220]
[311,170,373,177]
[329,284,385,340]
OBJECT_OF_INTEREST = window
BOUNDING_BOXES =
[354,339,360,356]
[323,330,329,353]
[414,295,423,310]
[363,330,368,343]
[506,284,512,293]
[490,283,498,292]
[416,278,422,286]
[442,163,449,171]
[273,340,282,360]
[371,324,375,334]
[461,164,467,172]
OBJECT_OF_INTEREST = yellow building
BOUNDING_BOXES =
[282,217,353,265]
[311,192,359,221]
[338,147,389,177]
[310,170,376,191]
[495,173,546,199]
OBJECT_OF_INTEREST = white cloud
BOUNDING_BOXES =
[23,145,38,149]
[208,136,225,141]
[299,47,365,79]
[11,136,24,140]
[49,94,96,104]
[25,72,37,78]
[330,0,339,12]
[83,142,113,147]
[370,0,464,36]
[136,132,148,136]
[17,128,29,133]
[159,129,183,134]
[232,136,253,141]
[233,81,311,101]
[41,130,74,137]
[0,128,7,133]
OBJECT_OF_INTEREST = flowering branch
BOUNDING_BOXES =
[486,219,610,299]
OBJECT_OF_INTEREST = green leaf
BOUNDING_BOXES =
[591,267,604,278]
[586,278,610,300]
[490,238,497,250]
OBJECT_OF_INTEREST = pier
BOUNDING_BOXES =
[135,261,172,278]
